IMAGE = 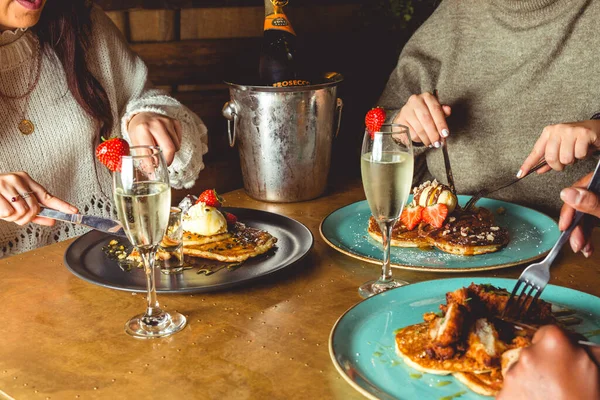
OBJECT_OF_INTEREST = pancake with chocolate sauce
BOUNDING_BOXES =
[420,208,509,255]
[367,216,430,248]
[183,223,277,262]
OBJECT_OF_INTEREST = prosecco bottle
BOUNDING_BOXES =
[259,0,310,87]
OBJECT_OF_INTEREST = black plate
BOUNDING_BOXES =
[63,207,313,293]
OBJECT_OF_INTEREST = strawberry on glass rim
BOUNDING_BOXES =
[95,137,130,172]
[365,107,386,138]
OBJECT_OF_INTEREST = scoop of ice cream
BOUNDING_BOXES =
[412,180,458,213]
[182,203,227,236]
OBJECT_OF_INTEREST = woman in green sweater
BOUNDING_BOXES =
[379,0,600,214]
[379,0,600,259]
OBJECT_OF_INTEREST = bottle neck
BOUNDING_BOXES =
[264,0,286,16]
[263,0,295,35]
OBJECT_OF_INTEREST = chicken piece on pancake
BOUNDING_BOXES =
[426,288,472,359]
[465,318,507,368]
[367,216,430,248]
[468,283,554,324]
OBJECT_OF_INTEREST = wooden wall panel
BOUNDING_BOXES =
[130,38,261,86]
[97,0,362,11]
[180,7,263,39]
[105,11,128,37]
[128,9,178,42]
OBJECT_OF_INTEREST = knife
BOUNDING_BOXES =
[38,208,127,238]
[433,89,457,195]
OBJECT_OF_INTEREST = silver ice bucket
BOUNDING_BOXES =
[222,73,343,202]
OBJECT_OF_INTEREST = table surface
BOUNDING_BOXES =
[1,181,599,400]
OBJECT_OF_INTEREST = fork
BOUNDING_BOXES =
[502,159,600,320]
[463,158,548,211]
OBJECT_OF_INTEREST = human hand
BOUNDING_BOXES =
[0,172,78,226]
[392,92,452,147]
[518,120,600,177]
[127,112,182,165]
[558,171,599,257]
[497,325,600,400]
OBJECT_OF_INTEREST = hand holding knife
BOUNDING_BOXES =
[37,207,127,238]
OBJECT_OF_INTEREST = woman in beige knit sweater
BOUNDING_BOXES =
[0,1,208,257]
[378,0,600,257]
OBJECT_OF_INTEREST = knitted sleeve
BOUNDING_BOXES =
[87,6,208,189]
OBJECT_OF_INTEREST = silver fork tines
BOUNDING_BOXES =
[502,159,600,320]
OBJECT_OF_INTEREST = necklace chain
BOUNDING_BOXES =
[0,35,42,135]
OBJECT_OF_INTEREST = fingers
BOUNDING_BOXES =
[129,114,180,166]
[400,93,450,147]
[12,192,40,226]
[558,201,576,231]
[521,121,600,176]
[151,121,177,165]
[560,187,600,218]
[27,180,78,214]
[518,130,548,177]
[173,120,183,147]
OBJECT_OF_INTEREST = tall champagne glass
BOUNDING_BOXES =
[113,146,186,338]
[359,124,414,298]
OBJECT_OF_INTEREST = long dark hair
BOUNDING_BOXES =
[34,1,113,140]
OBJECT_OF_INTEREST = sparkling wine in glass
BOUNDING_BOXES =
[113,146,186,338]
[359,124,414,298]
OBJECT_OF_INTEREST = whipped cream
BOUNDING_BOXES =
[182,203,227,236]
[412,180,458,213]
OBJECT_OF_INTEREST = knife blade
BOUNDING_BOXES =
[433,89,456,194]
[38,208,127,238]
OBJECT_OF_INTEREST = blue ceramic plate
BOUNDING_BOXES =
[319,197,560,272]
[329,277,600,400]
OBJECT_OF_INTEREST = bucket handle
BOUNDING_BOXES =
[222,101,238,147]
[335,98,343,137]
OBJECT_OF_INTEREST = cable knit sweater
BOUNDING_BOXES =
[0,7,208,258]
[379,0,599,216]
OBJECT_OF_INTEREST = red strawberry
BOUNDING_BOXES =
[365,107,386,137]
[400,205,423,230]
[196,189,223,208]
[223,212,238,227]
[95,137,130,172]
[422,204,449,229]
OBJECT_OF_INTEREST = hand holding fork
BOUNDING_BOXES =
[502,159,600,321]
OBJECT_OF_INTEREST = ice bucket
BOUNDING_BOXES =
[222,73,343,202]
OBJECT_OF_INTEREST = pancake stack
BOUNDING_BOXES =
[368,180,509,255]
[394,283,555,396]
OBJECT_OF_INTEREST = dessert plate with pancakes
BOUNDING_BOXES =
[64,207,313,293]
[329,277,600,400]
[320,196,559,272]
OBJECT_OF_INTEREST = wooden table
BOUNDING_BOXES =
[1,181,599,400]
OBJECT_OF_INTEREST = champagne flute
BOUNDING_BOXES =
[113,146,186,338]
[359,124,414,298]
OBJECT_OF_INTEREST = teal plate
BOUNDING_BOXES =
[319,197,560,272]
[329,277,600,400]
